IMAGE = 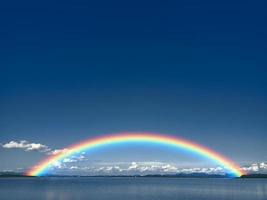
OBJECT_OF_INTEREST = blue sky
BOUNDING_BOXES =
[0,0,266,174]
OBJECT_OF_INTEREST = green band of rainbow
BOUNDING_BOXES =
[26,132,245,177]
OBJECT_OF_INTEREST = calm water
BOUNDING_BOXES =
[0,177,266,200]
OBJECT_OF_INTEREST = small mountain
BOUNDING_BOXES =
[241,174,267,178]
[0,172,27,177]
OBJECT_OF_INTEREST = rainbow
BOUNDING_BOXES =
[26,132,245,177]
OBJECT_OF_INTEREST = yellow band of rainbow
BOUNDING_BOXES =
[26,132,245,177]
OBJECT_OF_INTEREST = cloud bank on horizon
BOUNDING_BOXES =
[40,161,267,176]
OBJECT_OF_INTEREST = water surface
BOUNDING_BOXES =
[0,177,266,200]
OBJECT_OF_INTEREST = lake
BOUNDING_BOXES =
[0,177,266,200]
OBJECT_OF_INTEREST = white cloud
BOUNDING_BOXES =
[242,162,267,173]
[52,161,62,169]
[59,161,229,175]
[260,162,267,169]
[70,166,78,170]
[34,161,267,176]
[1,140,72,156]
[48,148,69,155]
[2,140,50,153]
[62,154,86,163]
[128,162,138,170]
[178,166,225,174]
[62,158,76,163]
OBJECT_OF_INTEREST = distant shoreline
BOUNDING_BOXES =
[1,173,267,178]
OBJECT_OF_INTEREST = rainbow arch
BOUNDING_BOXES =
[26,132,245,177]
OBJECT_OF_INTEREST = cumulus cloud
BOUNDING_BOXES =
[70,166,78,170]
[52,161,63,169]
[48,148,69,155]
[2,140,51,153]
[62,158,76,163]
[1,140,74,157]
[242,162,267,173]
[124,162,179,174]
[42,154,87,171]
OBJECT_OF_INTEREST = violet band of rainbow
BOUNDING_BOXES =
[26,133,245,177]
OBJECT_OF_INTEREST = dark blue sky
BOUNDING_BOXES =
[0,0,266,172]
